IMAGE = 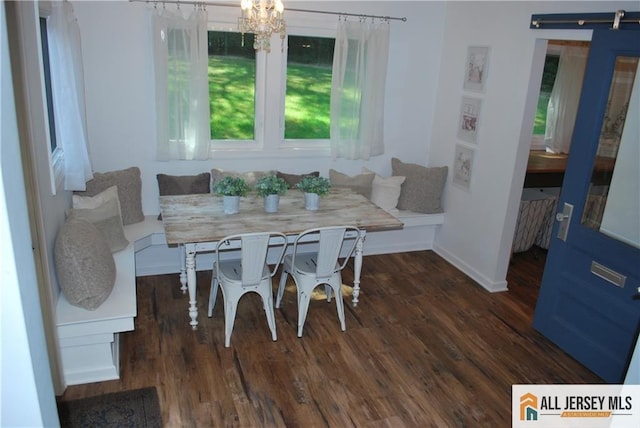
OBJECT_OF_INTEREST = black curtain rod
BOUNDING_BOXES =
[129,0,407,22]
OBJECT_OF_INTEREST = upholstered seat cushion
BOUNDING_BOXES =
[54,218,116,311]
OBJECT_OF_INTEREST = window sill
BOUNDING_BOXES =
[210,146,331,160]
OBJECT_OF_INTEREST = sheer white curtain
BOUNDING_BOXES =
[544,46,588,154]
[48,0,93,190]
[152,6,210,161]
[330,19,390,160]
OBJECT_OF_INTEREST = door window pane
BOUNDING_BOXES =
[285,35,334,140]
[581,56,640,248]
[208,31,256,140]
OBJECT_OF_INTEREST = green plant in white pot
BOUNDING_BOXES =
[295,176,331,210]
[255,175,288,213]
[214,176,249,214]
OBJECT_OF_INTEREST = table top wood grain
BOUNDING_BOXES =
[159,188,404,245]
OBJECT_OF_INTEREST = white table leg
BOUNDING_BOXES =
[352,232,365,307]
[185,244,198,329]
[179,244,187,294]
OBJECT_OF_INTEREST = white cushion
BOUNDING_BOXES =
[362,167,405,212]
[70,186,129,252]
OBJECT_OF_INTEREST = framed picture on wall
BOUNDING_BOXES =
[453,144,475,191]
[457,96,482,144]
[463,46,490,92]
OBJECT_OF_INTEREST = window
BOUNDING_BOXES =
[284,35,334,139]
[531,40,589,152]
[38,12,64,194]
[207,27,335,152]
[208,31,256,140]
[533,53,559,136]
[39,17,58,153]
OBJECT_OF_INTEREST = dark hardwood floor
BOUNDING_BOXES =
[59,248,602,427]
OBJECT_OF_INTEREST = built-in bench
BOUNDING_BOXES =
[55,215,164,386]
[55,210,443,386]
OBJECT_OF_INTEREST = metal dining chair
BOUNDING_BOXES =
[275,226,360,337]
[207,231,287,347]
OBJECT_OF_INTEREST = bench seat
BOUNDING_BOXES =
[362,210,445,255]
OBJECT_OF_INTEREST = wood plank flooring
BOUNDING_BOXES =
[58,248,603,427]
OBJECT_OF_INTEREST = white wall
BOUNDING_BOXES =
[1,1,58,425]
[73,0,638,292]
[73,0,446,217]
[429,1,638,291]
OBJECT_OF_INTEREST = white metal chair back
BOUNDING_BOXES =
[214,232,286,286]
[291,226,360,279]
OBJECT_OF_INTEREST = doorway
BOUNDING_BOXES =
[508,39,590,298]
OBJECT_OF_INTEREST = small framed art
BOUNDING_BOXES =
[463,46,490,92]
[453,144,475,191]
[457,96,482,144]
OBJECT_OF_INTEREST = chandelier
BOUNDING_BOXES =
[238,0,286,52]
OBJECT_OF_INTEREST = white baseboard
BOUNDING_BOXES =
[432,243,508,293]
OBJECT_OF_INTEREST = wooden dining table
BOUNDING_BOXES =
[159,188,403,329]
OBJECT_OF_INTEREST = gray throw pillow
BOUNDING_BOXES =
[54,218,116,311]
[157,173,211,196]
[276,171,320,189]
[392,158,448,214]
[329,169,375,200]
[75,167,144,225]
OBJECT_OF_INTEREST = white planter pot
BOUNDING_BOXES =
[263,194,280,213]
[222,195,240,214]
[304,192,320,211]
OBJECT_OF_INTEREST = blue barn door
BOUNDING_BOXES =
[532,28,640,383]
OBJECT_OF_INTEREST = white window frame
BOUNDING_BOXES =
[207,17,336,160]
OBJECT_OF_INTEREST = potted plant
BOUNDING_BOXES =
[255,175,288,213]
[295,176,331,210]
[214,176,249,214]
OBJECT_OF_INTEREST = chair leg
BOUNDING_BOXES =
[297,289,312,338]
[208,278,219,317]
[261,288,277,342]
[224,297,239,348]
[325,285,332,302]
[331,281,346,332]
[275,270,288,309]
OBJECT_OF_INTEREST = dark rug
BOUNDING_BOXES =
[57,386,162,428]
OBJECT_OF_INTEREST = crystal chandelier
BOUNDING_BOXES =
[238,0,286,52]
